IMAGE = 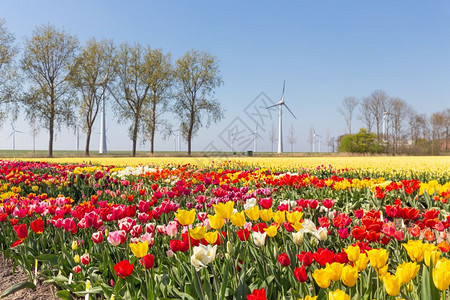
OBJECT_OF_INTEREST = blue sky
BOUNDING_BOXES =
[1,1,450,153]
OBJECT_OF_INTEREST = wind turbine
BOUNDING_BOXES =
[228,128,238,153]
[249,124,264,152]
[266,81,296,153]
[382,111,392,143]
[97,72,109,154]
[172,129,181,152]
[8,125,24,152]
[312,130,322,152]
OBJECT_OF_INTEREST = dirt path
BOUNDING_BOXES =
[0,254,58,300]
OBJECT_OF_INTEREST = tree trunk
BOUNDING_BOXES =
[85,128,91,157]
[150,108,156,154]
[49,116,54,158]
[187,113,195,156]
[132,115,139,157]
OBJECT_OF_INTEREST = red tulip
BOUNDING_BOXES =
[92,231,103,243]
[81,253,90,265]
[30,218,44,234]
[114,260,134,279]
[247,287,266,300]
[259,198,272,209]
[294,266,307,282]
[237,228,250,241]
[278,253,290,267]
[73,265,81,273]
[14,224,28,240]
[140,254,155,269]
[296,251,313,267]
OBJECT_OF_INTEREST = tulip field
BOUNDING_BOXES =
[0,157,450,300]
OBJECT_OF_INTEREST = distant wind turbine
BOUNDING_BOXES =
[8,125,24,152]
[97,72,109,154]
[382,111,393,142]
[266,81,296,153]
[312,130,322,153]
[249,124,263,152]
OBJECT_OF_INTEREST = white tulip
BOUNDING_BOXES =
[252,231,267,247]
[190,244,217,271]
[292,230,304,245]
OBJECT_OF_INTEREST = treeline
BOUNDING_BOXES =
[0,20,224,157]
[338,90,450,155]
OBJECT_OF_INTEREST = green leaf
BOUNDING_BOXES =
[55,290,73,300]
[1,281,36,298]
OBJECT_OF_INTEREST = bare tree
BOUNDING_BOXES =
[70,38,115,156]
[142,48,173,154]
[430,111,446,154]
[359,98,373,132]
[362,90,390,142]
[269,123,277,152]
[339,96,358,134]
[389,98,408,154]
[173,50,224,156]
[21,24,79,157]
[0,19,20,125]
[109,43,163,157]
[444,108,450,152]
[287,123,297,152]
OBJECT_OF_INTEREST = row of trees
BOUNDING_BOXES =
[0,20,224,157]
[339,90,450,155]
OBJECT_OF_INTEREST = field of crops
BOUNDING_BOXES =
[0,157,450,299]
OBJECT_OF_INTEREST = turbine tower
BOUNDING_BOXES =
[250,124,263,152]
[98,72,109,154]
[266,81,296,153]
[8,125,24,152]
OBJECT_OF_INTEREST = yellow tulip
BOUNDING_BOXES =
[263,225,278,237]
[208,214,225,230]
[367,248,389,269]
[291,221,303,232]
[329,289,350,300]
[395,261,420,285]
[326,262,344,281]
[204,231,219,244]
[129,241,148,258]
[245,206,260,221]
[313,268,331,288]
[433,258,450,291]
[402,240,425,262]
[378,264,388,279]
[71,241,78,251]
[383,273,400,296]
[424,247,441,267]
[356,253,369,271]
[344,245,360,262]
[286,211,303,224]
[74,254,80,264]
[229,212,246,227]
[341,265,358,287]
[190,226,206,240]
[175,209,196,226]
[213,201,234,219]
[273,210,286,224]
[260,208,273,222]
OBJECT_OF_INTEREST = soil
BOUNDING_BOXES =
[0,254,58,300]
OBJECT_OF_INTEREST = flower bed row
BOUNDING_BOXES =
[0,159,449,299]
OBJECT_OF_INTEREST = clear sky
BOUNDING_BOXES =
[1,0,450,153]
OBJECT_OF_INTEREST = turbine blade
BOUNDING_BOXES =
[283,103,297,119]
[266,104,280,109]
[280,80,285,103]
[257,133,264,140]
[16,131,25,134]
[8,132,13,139]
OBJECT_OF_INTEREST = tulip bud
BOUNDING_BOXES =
[226,241,234,256]
[74,254,80,264]
[71,241,78,250]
